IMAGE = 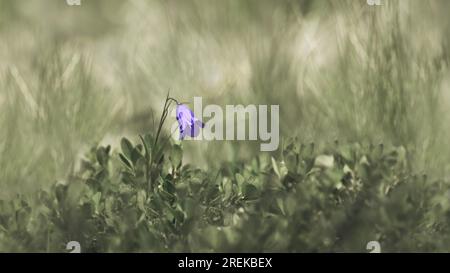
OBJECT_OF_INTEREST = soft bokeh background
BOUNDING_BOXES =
[1,0,450,197]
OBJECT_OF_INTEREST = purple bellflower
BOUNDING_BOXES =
[176,103,204,140]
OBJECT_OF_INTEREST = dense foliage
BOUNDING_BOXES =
[1,133,449,252]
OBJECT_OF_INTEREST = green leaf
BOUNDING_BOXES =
[120,137,134,160]
[92,192,101,214]
[236,173,245,187]
[222,178,233,201]
[271,157,280,178]
[314,155,334,168]
[139,134,151,161]
[119,153,133,170]
[276,197,285,215]
[96,146,109,166]
[131,147,144,164]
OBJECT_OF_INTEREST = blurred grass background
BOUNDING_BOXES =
[1,0,450,197]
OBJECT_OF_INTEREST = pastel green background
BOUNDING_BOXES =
[1,0,450,252]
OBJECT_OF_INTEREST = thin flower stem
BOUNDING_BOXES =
[149,91,174,193]
[154,92,172,148]
[167,97,179,105]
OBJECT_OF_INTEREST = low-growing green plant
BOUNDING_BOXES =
[1,134,449,252]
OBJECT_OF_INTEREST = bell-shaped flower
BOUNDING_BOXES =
[176,104,204,140]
